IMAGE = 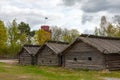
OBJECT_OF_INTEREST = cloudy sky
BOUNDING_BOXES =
[0,0,120,33]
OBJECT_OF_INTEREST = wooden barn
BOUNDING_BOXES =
[19,45,40,65]
[36,41,68,66]
[61,34,120,70]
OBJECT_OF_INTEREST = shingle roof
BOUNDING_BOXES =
[23,45,40,55]
[63,34,120,54]
[38,41,68,54]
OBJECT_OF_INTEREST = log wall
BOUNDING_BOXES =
[63,41,106,70]
[37,46,59,66]
[19,50,32,65]
[105,54,120,70]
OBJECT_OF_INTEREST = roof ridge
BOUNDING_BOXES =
[47,40,69,44]
[24,44,40,47]
[80,34,120,40]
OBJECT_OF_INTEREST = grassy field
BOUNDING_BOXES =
[0,62,120,80]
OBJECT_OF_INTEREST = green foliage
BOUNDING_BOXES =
[8,20,20,44]
[51,26,80,43]
[99,24,120,37]
[18,22,30,35]
[30,30,35,37]
[94,16,120,37]
[0,19,35,56]
[94,27,99,36]
[0,20,7,54]
[62,29,79,43]
[18,22,35,44]
[105,24,116,37]
[51,26,62,41]
[7,19,22,55]
[19,32,27,45]
[34,29,51,45]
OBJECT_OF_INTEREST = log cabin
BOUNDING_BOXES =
[61,34,120,70]
[19,45,40,65]
[36,41,68,66]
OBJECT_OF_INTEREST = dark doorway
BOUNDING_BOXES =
[31,55,35,65]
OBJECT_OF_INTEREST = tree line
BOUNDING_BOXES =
[1,15,120,57]
[34,26,80,45]
[0,19,80,56]
[0,19,35,56]
[94,16,120,37]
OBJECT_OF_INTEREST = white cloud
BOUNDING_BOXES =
[0,0,120,34]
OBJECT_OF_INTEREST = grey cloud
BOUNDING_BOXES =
[81,14,93,24]
[62,0,120,13]
[62,0,76,6]
[81,0,108,12]
[81,0,120,13]
[62,0,82,6]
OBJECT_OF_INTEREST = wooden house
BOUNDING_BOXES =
[61,34,120,70]
[19,45,40,65]
[36,41,68,66]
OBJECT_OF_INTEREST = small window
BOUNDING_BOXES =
[49,60,52,63]
[73,58,77,61]
[88,57,92,61]
[42,60,44,63]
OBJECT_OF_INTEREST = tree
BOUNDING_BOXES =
[51,26,62,41]
[94,27,99,36]
[105,24,116,37]
[62,29,79,43]
[112,15,120,37]
[69,29,80,42]
[0,20,7,54]
[114,27,120,37]
[34,29,51,45]
[99,16,109,36]
[94,23,116,37]
[94,16,120,37]
[18,22,32,44]
[7,19,21,55]
[51,26,80,43]
[19,32,27,45]
[18,22,30,34]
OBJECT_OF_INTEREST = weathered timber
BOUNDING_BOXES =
[61,34,120,70]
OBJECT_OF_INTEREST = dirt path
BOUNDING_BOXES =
[0,59,18,64]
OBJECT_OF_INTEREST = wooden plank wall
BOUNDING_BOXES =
[63,41,106,70]
[19,50,32,65]
[37,46,59,66]
[105,54,120,70]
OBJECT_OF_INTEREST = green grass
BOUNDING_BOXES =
[0,62,120,80]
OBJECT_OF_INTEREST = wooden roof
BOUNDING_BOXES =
[19,45,41,56]
[62,34,120,54]
[37,41,69,55]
